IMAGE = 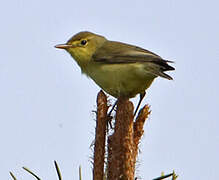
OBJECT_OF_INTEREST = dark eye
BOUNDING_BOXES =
[80,40,87,45]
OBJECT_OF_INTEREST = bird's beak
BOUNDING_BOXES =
[55,44,75,49]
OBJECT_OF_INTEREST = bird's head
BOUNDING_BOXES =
[55,31,106,67]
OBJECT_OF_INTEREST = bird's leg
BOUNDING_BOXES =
[107,100,118,129]
[108,100,118,117]
[134,91,146,116]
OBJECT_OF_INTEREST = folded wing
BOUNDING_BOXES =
[92,41,175,80]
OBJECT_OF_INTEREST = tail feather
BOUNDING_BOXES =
[145,60,175,80]
[158,71,173,80]
[154,60,175,71]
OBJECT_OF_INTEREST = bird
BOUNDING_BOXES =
[55,31,174,115]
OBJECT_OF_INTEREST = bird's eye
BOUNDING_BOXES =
[80,40,87,46]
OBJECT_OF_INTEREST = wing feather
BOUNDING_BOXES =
[92,40,175,79]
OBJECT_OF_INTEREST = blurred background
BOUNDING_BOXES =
[0,0,218,179]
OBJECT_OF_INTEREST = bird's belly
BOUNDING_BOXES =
[85,63,155,98]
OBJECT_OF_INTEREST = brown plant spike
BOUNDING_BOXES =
[108,97,135,180]
[133,105,151,165]
[93,90,108,180]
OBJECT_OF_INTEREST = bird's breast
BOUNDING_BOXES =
[82,63,155,98]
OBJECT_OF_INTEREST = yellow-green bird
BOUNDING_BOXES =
[55,31,174,115]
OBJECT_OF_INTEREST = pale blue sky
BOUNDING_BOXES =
[1,0,219,179]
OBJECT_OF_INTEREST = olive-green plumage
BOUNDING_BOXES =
[55,31,174,98]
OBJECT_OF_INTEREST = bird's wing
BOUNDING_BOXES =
[92,41,175,79]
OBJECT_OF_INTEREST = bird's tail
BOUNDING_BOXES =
[145,60,175,80]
